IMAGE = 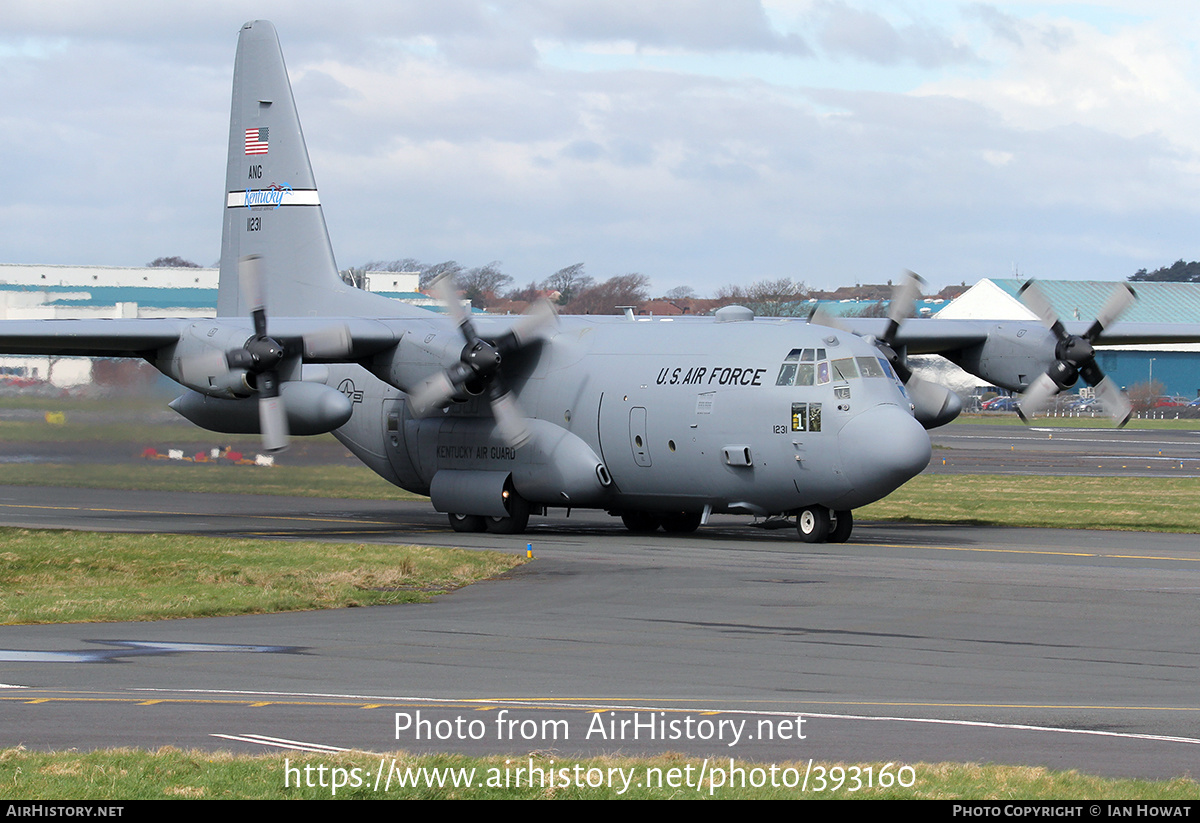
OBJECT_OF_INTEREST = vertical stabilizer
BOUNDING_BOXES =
[218,21,414,318]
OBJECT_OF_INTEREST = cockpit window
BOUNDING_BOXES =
[856,356,886,378]
[831,357,858,381]
[777,347,834,387]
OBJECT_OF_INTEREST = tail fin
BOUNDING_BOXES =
[218,21,418,319]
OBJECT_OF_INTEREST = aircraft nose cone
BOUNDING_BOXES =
[837,404,931,506]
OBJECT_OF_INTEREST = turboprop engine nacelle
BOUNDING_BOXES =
[155,322,263,398]
[908,379,963,429]
[946,324,1058,393]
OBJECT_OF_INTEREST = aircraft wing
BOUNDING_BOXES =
[0,319,192,357]
[0,317,400,360]
[1067,321,1200,346]
[818,317,993,354]
[829,317,1200,355]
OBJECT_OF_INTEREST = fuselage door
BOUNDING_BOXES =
[629,406,652,467]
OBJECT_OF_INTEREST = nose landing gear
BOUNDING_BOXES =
[796,506,853,543]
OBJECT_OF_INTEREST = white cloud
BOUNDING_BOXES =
[3,2,1200,292]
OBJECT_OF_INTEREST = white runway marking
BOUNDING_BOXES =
[147,687,1200,748]
[210,733,349,753]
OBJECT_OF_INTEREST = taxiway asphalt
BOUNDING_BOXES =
[0,483,1197,781]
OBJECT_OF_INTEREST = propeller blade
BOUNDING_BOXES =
[1085,283,1137,341]
[1016,372,1060,423]
[808,305,852,333]
[881,270,924,346]
[240,255,268,338]
[1018,280,1067,341]
[303,324,353,360]
[431,272,472,321]
[409,371,459,417]
[1092,375,1133,428]
[258,395,290,452]
[507,298,558,347]
[490,388,531,448]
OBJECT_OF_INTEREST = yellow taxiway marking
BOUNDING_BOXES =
[861,542,1200,563]
[8,693,1197,714]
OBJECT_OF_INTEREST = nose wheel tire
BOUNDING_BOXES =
[448,513,486,533]
[828,509,853,543]
[796,506,831,543]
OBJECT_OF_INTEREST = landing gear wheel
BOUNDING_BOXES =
[660,511,702,534]
[621,511,662,533]
[486,493,530,534]
[828,509,853,543]
[448,513,486,533]
[796,505,831,543]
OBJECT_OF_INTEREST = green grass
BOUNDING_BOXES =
[958,413,1200,430]
[0,461,423,499]
[0,418,278,444]
[0,528,522,624]
[3,464,1196,533]
[0,749,1195,799]
[862,474,1200,532]
[0,392,172,413]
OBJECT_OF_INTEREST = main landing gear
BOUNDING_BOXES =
[796,506,852,544]
[447,490,532,535]
[620,511,703,534]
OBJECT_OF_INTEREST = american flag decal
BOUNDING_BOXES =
[244,127,269,155]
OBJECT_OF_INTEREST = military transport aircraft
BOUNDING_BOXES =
[0,21,1195,543]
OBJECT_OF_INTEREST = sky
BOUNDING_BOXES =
[3,1,1200,296]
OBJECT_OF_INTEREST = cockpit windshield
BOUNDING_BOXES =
[777,347,897,387]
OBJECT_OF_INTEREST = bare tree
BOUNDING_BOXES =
[147,256,200,268]
[543,263,593,306]
[662,285,696,300]
[459,261,513,309]
[712,278,807,315]
[506,280,543,303]
[569,273,651,315]
[419,261,464,291]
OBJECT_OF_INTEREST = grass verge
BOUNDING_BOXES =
[859,474,1200,532]
[956,413,1200,430]
[0,528,522,624]
[0,749,1196,799]
[0,462,423,500]
[3,464,1195,533]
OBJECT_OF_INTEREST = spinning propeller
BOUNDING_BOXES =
[810,270,961,428]
[409,275,557,448]
[1015,280,1135,427]
[222,255,290,451]
[186,255,354,452]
